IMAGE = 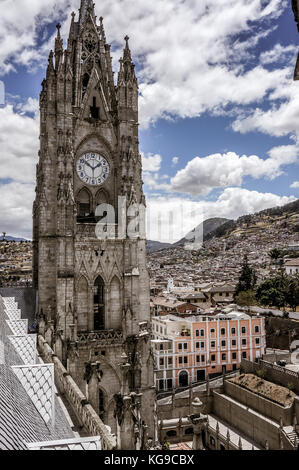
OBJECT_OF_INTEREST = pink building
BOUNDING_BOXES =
[152,312,266,391]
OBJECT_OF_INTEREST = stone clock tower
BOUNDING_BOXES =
[33,0,155,445]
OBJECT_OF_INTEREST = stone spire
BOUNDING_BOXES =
[54,23,63,70]
[79,0,96,25]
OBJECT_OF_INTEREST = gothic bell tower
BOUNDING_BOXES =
[33,0,155,445]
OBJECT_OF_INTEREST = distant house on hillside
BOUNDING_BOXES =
[285,258,299,275]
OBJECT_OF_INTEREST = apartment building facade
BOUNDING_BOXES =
[152,312,266,391]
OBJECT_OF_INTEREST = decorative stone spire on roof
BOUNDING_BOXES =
[79,0,96,26]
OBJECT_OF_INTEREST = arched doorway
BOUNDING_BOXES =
[179,370,189,387]
[94,276,105,331]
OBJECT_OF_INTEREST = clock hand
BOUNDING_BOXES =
[85,161,93,170]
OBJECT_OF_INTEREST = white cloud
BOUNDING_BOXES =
[232,79,299,138]
[0,0,291,128]
[141,152,162,172]
[146,188,296,242]
[0,104,39,184]
[0,182,35,239]
[172,157,179,166]
[291,181,299,188]
[259,43,298,65]
[170,146,299,196]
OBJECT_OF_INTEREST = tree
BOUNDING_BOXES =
[256,274,289,310]
[235,290,257,312]
[285,275,299,312]
[269,249,281,261]
[235,255,257,297]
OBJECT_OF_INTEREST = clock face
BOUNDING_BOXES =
[76,153,110,186]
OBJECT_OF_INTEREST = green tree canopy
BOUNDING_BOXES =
[235,255,257,296]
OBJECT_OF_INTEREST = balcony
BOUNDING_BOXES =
[76,330,123,346]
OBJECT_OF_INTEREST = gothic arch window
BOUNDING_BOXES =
[76,187,92,220]
[99,388,105,415]
[94,275,105,331]
[82,73,90,96]
[95,188,110,221]
[77,276,89,332]
[109,276,121,329]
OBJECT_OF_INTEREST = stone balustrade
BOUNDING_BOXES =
[38,335,117,450]
[76,329,123,346]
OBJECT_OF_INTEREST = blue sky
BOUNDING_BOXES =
[0,0,298,241]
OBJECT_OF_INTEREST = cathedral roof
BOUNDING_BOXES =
[0,295,102,451]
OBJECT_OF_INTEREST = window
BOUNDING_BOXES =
[242,352,247,359]
[90,96,99,119]
[201,342,205,349]
[184,343,188,350]
[168,357,173,366]
[94,276,105,331]
[242,339,247,346]
[200,329,205,337]
[159,358,164,366]
[232,339,236,346]
[77,188,91,219]
[179,357,183,365]
[242,326,246,334]
[255,338,260,345]
[196,330,200,337]
[178,343,182,350]
[221,328,226,336]
[255,326,259,333]
[159,379,164,391]
[226,292,230,297]
[99,389,105,414]
[196,355,200,363]
[184,356,188,364]
[221,340,226,347]
[211,354,216,362]
[231,327,236,335]
[201,355,205,362]
[211,341,216,348]
[232,352,237,360]
[196,342,200,349]
[219,292,223,296]
[210,328,215,334]
[222,353,226,361]
[159,344,163,351]
[82,73,90,95]
[166,430,177,437]
[167,379,173,390]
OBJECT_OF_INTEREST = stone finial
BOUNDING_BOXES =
[265,440,269,450]
[238,437,243,450]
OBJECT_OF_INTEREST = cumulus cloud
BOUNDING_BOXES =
[0,182,35,239]
[170,146,299,196]
[146,188,296,242]
[0,0,291,128]
[291,181,299,188]
[141,153,162,172]
[0,103,39,184]
[259,43,298,65]
[0,102,38,237]
[232,79,299,138]
[172,157,179,166]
